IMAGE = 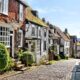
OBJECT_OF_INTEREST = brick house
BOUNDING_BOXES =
[0,0,27,58]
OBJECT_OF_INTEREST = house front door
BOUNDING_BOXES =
[10,33,14,58]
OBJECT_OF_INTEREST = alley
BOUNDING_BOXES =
[1,59,79,80]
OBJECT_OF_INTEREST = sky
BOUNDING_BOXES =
[27,0,80,38]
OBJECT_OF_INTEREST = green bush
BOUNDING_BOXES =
[65,56,69,60]
[0,43,10,72]
[54,54,61,60]
[59,53,69,60]
[59,53,65,59]
[17,49,23,60]
[20,51,35,66]
[7,57,15,70]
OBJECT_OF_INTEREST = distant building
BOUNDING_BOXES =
[70,36,77,58]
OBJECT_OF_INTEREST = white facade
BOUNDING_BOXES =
[60,38,70,56]
[25,22,49,63]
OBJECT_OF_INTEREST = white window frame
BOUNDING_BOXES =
[38,27,41,37]
[0,0,8,15]
[19,4,23,21]
[18,30,23,47]
[31,24,36,36]
[0,26,10,47]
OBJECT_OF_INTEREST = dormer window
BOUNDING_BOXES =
[0,0,8,15]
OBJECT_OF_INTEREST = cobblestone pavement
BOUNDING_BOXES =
[1,59,79,80]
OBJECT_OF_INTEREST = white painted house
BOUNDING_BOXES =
[25,8,48,63]
[54,27,70,57]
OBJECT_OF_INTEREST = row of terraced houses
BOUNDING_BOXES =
[0,0,78,64]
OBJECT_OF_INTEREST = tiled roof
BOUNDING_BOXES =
[25,8,48,27]
[49,29,60,39]
[54,27,70,41]
[16,0,28,6]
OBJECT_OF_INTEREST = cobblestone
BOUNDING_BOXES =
[1,59,78,80]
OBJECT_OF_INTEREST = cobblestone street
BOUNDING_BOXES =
[1,59,79,80]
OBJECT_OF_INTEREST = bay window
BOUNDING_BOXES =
[0,26,10,47]
[0,0,8,15]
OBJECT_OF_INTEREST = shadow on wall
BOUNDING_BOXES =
[71,64,80,80]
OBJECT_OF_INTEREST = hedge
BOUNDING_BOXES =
[0,43,10,72]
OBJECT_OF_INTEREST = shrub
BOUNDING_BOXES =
[7,57,15,70]
[0,43,10,72]
[54,54,61,60]
[20,51,35,66]
[65,56,69,60]
[59,53,69,60]
[59,53,65,59]
[17,49,23,60]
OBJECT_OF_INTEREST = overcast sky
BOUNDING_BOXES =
[27,0,80,38]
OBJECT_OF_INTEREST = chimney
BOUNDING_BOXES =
[31,10,38,17]
[42,18,46,22]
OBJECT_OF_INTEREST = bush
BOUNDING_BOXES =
[54,54,61,60]
[0,43,10,72]
[59,53,65,59]
[17,49,23,60]
[59,53,69,60]
[20,51,35,66]
[7,57,15,70]
[65,56,69,60]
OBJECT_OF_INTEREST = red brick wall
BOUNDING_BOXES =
[9,0,19,21]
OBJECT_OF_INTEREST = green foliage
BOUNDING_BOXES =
[59,53,69,60]
[54,54,61,60]
[17,49,23,60]
[7,57,14,70]
[59,53,65,59]
[20,51,35,66]
[65,56,69,60]
[0,43,10,72]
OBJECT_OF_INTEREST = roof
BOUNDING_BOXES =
[49,29,60,39]
[25,8,48,27]
[16,0,28,6]
[54,27,70,41]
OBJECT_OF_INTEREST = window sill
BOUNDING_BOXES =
[5,46,10,48]
[0,12,8,16]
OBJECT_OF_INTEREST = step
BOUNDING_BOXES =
[20,67,27,71]
[15,61,22,65]
[16,64,24,68]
